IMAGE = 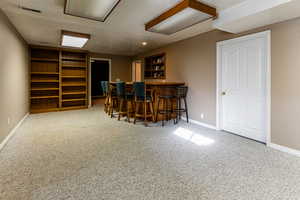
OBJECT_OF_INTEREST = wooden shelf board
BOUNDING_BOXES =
[62,65,86,68]
[62,98,87,102]
[150,63,165,66]
[62,91,86,95]
[145,77,166,79]
[31,58,59,62]
[31,72,59,75]
[62,83,86,86]
[145,69,165,72]
[31,88,59,91]
[62,76,86,78]
[31,80,59,83]
[62,57,86,61]
[31,96,59,99]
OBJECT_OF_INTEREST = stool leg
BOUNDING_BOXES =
[184,98,189,123]
[155,98,160,122]
[144,101,148,126]
[172,98,177,124]
[162,99,166,126]
[110,99,114,118]
[127,100,131,123]
[118,99,123,121]
[134,102,139,124]
[150,101,154,122]
[108,98,112,116]
[167,99,171,121]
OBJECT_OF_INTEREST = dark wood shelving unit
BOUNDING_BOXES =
[61,50,88,109]
[30,46,88,113]
[144,53,166,79]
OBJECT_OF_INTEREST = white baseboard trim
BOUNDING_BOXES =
[181,117,217,130]
[0,113,29,152]
[268,142,300,158]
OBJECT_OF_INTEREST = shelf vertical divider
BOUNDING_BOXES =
[59,50,62,109]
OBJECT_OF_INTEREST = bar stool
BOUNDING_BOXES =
[116,82,134,122]
[101,81,109,113]
[133,82,154,126]
[173,86,189,123]
[108,84,119,118]
[155,86,176,126]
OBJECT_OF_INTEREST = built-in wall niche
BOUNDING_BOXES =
[144,53,166,79]
[29,46,88,113]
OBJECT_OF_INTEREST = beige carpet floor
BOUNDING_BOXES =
[0,105,300,200]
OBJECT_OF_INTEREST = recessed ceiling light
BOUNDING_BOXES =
[61,30,90,48]
[142,42,147,46]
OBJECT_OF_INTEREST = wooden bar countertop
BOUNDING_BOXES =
[110,81,185,86]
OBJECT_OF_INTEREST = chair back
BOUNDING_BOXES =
[158,86,176,97]
[116,82,126,97]
[101,81,109,95]
[176,86,188,98]
[133,82,145,99]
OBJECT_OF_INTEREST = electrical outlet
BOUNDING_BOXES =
[200,113,204,119]
[7,117,10,125]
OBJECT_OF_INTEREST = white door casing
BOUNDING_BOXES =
[216,31,271,143]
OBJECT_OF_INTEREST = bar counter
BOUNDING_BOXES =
[110,81,185,122]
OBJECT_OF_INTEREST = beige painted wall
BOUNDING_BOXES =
[0,10,29,143]
[89,52,132,82]
[136,17,300,151]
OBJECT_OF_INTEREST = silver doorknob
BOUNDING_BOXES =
[222,91,226,96]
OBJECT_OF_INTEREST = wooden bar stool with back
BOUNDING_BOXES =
[133,82,155,126]
[155,86,176,126]
[116,82,134,122]
[173,86,189,124]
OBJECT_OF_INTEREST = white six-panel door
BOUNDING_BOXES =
[218,31,269,143]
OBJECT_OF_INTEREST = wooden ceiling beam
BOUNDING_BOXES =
[188,0,217,17]
[145,0,217,31]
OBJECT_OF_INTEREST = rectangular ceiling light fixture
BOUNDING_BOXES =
[61,30,90,48]
[145,0,217,35]
[64,0,121,22]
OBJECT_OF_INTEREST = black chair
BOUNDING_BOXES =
[133,82,154,126]
[116,82,134,122]
[173,86,189,123]
[155,86,176,126]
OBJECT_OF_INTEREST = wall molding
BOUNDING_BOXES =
[182,117,217,130]
[182,117,300,158]
[268,143,300,158]
[0,113,29,152]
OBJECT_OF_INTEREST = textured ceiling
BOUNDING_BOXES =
[0,0,247,56]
